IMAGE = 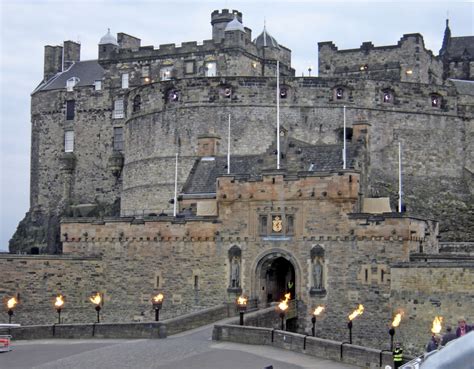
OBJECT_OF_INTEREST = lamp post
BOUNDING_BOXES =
[152,293,164,322]
[236,296,248,326]
[278,293,290,331]
[6,297,18,324]
[347,304,364,344]
[311,306,325,337]
[90,293,102,323]
[54,295,65,324]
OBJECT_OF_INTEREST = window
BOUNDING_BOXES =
[160,66,173,81]
[142,65,150,78]
[113,127,124,152]
[382,90,394,103]
[431,94,441,108]
[121,73,129,89]
[113,99,124,119]
[133,95,141,112]
[205,62,217,77]
[66,100,75,120]
[66,77,79,92]
[94,80,102,91]
[64,131,74,152]
[259,215,268,235]
[194,275,199,290]
[185,61,194,74]
[286,215,294,235]
[280,87,288,99]
[335,87,344,100]
[168,90,179,102]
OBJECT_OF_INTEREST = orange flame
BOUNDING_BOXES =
[431,316,443,334]
[7,297,18,310]
[313,305,325,316]
[90,293,102,306]
[348,304,364,321]
[152,293,164,303]
[54,295,65,308]
[278,293,291,312]
[237,296,248,306]
[392,312,403,327]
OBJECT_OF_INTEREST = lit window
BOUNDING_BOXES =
[359,64,368,71]
[185,61,194,74]
[64,131,74,152]
[205,62,217,77]
[113,99,124,119]
[160,66,173,81]
[280,87,288,99]
[66,100,75,120]
[133,95,141,112]
[94,80,102,91]
[223,87,232,98]
[121,73,129,89]
[335,88,344,100]
[66,77,80,92]
[383,90,394,103]
[431,94,441,108]
[168,90,179,102]
[113,127,124,152]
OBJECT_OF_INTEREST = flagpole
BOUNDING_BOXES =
[343,106,347,169]
[227,114,231,175]
[277,60,280,170]
[398,142,402,212]
[173,152,178,217]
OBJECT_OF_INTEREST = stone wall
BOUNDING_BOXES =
[390,260,474,354]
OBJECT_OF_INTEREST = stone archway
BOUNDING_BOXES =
[253,250,300,305]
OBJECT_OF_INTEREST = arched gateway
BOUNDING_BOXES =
[252,249,301,305]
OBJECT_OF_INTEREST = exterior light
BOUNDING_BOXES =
[90,292,102,323]
[54,294,65,324]
[389,312,403,350]
[6,296,18,324]
[347,304,364,344]
[236,296,248,326]
[406,69,413,75]
[311,305,325,337]
[278,293,290,331]
[152,293,164,321]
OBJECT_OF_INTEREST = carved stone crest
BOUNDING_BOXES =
[272,215,283,233]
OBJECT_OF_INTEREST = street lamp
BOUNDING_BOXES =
[6,297,18,324]
[90,292,102,323]
[278,293,290,331]
[311,306,325,337]
[54,294,65,324]
[236,296,248,326]
[152,293,164,322]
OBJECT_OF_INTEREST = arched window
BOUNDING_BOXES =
[333,86,346,100]
[133,95,141,112]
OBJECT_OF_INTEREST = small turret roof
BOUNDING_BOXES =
[225,15,245,32]
[254,25,280,49]
[99,29,118,46]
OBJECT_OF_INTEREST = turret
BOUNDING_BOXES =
[211,9,242,42]
[98,29,119,60]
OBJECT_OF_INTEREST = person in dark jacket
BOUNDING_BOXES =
[456,318,472,337]
[426,334,440,352]
[441,326,457,345]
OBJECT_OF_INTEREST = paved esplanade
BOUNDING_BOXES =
[0,320,360,369]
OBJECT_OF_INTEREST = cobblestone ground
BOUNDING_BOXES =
[0,321,360,369]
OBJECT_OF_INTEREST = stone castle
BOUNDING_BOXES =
[3,9,474,354]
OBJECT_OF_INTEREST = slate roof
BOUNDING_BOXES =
[183,138,362,194]
[449,79,474,95]
[447,36,474,59]
[33,60,104,93]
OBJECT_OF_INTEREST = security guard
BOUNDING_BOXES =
[393,342,403,368]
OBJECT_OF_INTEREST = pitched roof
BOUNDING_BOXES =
[33,60,104,93]
[449,79,474,95]
[447,36,474,59]
[183,138,362,194]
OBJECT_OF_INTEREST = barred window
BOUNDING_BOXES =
[113,99,124,119]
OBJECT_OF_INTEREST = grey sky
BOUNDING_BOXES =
[0,0,472,252]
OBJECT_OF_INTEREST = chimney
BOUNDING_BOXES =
[197,132,221,157]
[63,41,81,70]
[44,45,63,81]
[352,115,371,146]
[117,33,141,49]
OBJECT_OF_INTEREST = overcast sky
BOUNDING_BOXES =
[0,0,472,252]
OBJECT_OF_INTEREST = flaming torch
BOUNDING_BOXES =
[311,305,325,337]
[54,295,65,324]
[347,304,364,344]
[6,297,18,324]
[90,293,102,323]
[152,293,164,322]
[431,316,443,335]
[389,312,403,351]
[237,296,248,326]
[278,293,291,331]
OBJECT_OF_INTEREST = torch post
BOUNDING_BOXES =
[280,312,286,331]
[8,309,13,324]
[236,296,248,326]
[57,308,62,324]
[152,293,164,322]
[95,305,101,323]
[389,327,395,351]
[311,316,316,337]
[347,320,353,344]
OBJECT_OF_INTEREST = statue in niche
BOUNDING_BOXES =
[312,258,323,290]
[230,257,240,288]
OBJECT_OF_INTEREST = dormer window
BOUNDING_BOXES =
[335,87,344,100]
[66,77,80,92]
[94,80,102,91]
[431,94,441,108]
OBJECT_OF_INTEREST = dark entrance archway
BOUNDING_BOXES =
[260,256,295,303]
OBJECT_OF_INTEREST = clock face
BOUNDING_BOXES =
[272,215,283,233]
